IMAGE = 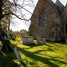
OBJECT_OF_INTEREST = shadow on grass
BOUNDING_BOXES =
[22,43,41,46]
[11,42,67,67]
[50,57,67,65]
[47,41,65,45]
[0,52,19,67]
[17,47,59,67]
[33,47,54,54]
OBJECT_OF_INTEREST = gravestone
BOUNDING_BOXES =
[23,36,34,45]
[42,38,46,44]
[14,47,27,67]
[65,38,67,45]
[0,42,2,51]
[37,37,41,44]
[14,47,22,61]
[50,38,55,42]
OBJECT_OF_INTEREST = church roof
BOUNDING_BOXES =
[65,3,67,7]
[31,0,64,19]
[43,0,63,16]
[62,3,67,16]
[55,0,64,14]
[55,0,63,6]
[48,0,59,15]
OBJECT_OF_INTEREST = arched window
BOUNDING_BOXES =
[38,14,47,28]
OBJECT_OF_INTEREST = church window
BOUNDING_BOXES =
[38,14,47,28]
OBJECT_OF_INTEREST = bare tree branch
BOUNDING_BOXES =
[2,12,30,21]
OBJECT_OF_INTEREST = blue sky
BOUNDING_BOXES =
[52,0,67,5]
[10,0,67,31]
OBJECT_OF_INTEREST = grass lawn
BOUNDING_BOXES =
[0,39,67,67]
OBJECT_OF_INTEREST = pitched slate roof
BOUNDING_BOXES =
[55,0,64,14]
[55,0,64,7]
[31,0,64,19]
[48,0,60,15]
[62,3,67,17]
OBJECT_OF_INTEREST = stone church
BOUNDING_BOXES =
[29,0,67,41]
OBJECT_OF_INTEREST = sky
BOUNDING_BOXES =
[52,0,67,5]
[10,0,67,31]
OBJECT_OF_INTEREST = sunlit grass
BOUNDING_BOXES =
[0,37,67,67]
[10,39,67,67]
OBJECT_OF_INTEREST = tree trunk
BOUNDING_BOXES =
[0,0,3,21]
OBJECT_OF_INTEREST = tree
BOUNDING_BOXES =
[0,0,36,30]
[0,0,36,52]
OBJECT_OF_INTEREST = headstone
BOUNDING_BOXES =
[37,37,41,44]
[42,38,46,44]
[14,47,22,61]
[14,47,27,67]
[50,38,55,42]
[65,38,67,45]
[23,36,34,45]
[0,43,2,51]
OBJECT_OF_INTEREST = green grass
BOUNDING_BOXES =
[0,39,67,67]
[0,52,22,67]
